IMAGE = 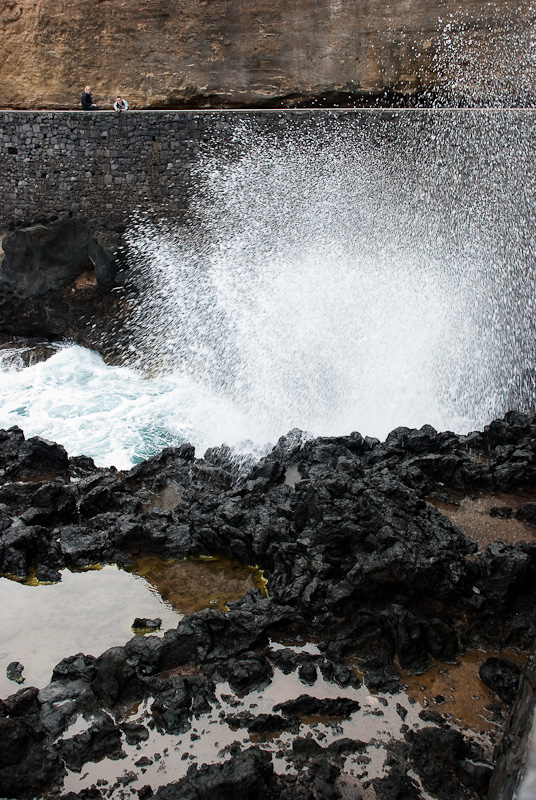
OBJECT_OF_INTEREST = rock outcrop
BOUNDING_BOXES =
[0,0,534,109]
[0,215,129,359]
[0,217,119,298]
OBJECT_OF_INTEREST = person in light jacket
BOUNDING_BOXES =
[114,96,129,112]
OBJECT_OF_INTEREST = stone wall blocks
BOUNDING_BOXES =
[0,110,364,226]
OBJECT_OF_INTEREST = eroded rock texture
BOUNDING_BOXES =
[1,413,536,796]
[2,413,536,656]
[0,215,130,359]
[1,0,534,109]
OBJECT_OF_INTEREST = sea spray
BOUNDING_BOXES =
[1,112,535,468]
[123,112,536,448]
[0,346,255,468]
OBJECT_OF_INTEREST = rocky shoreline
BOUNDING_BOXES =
[1,410,536,798]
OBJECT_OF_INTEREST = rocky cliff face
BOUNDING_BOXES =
[1,0,534,109]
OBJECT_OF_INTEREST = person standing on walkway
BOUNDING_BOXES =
[81,86,98,110]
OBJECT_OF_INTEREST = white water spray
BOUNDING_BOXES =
[124,113,536,448]
[1,113,534,468]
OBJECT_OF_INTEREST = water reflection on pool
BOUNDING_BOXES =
[1,556,265,698]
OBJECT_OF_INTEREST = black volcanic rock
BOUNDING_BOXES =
[407,726,493,799]
[51,654,98,684]
[0,687,65,797]
[225,712,294,734]
[1,413,536,797]
[479,657,524,709]
[132,617,162,632]
[59,712,124,772]
[0,217,130,361]
[211,652,273,693]
[0,218,119,298]
[153,748,282,800]
[6,662,25,684]
[516,502,536,525]
[273,695,360,719]
[0,428,69,480]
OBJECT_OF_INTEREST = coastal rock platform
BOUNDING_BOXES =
[1,412,536,798]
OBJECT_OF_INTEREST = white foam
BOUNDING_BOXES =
[122,118,536,455]
[0,346,254,468]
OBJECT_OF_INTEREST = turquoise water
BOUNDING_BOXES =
[0,338,490,470]
[0,345,255,469]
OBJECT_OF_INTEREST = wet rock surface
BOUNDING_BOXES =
[0,334,62,371]
[479,657,524,710]
[0,216,129,361]
[6,661,25,684]
[1,411,536,797]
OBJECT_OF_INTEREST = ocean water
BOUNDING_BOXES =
[0,333,513,471]
[0,345,256,469]
[1,113,535,469]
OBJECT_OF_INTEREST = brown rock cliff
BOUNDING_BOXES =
[0,0,535,109]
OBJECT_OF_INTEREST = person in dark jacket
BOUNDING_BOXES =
[81,86,98,110]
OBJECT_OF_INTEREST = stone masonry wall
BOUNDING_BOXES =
[1,109,375,229]
[2,108,535,233]
[4,109,536,233]
[0,108,407,229]
[0,111,221,228]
